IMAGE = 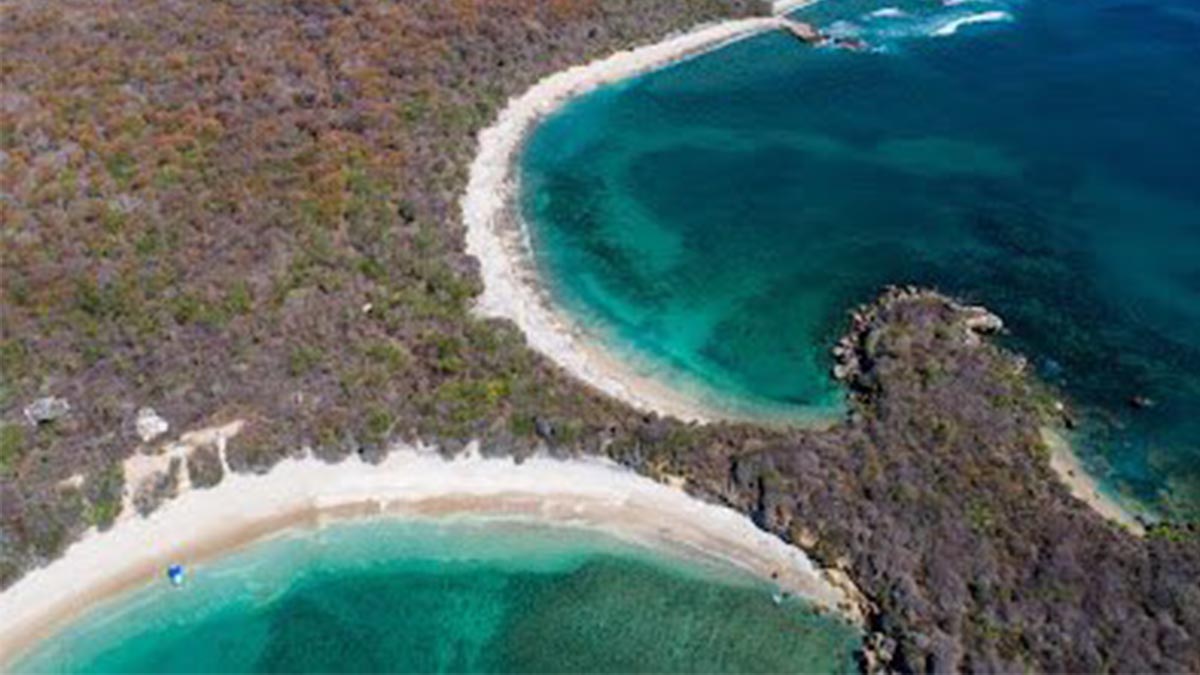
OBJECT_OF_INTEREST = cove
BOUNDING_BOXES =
[11,518,860,673]
[519,0,1200,517]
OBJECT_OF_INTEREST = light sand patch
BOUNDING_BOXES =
[1042,427,1146,536]
[121,419,244,511]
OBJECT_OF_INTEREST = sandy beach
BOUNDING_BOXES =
[0,443,861,665]
[462,17,787,424]
[1041,427,1146,536]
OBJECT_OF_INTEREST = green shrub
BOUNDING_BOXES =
[289,345,325,377]
[0,424,25,476]
[223,281,254,316]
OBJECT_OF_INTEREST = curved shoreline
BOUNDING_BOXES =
[0,444,861,665]
[1041,427,1146,536]
[458,16,1146,536]
[462,17,790,424]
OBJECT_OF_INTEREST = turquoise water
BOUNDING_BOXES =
[520,0,1200,516]
[13,518,860,673]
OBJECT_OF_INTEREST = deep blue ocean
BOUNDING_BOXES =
[13,519,860,673]
[521,0,1200,517]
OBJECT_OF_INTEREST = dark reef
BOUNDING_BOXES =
[1,0,1198,672]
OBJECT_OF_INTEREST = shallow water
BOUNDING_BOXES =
[520,0,1200,516]
[13,519,860,673]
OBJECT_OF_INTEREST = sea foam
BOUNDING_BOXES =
[931,10,1014,36]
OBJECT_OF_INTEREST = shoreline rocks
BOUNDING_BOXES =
[831,286,1011,387]
[779,18,823,44]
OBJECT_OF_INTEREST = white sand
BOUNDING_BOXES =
[773,0,821,15]
[462,17,788,424]
[0,440,861,664]
[1041,427,1146,536]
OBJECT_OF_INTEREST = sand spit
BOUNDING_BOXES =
[462,17,788,423]
[0,441,861,664]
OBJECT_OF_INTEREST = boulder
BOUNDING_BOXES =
[135,407,170,443]
[962,306,1004,334]
[1128,395,1155,410]
[534,416,556,440]
[23,397,70,425]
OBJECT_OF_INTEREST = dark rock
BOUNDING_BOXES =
[534,416,555,440]
[1129,395,1156,410]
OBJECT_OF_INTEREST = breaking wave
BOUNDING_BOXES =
[931,10,1015,36]
[794,0,1020,50]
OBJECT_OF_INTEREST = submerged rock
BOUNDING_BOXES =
[1129,395,1156,410]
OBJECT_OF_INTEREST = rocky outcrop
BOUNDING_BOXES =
[134,408,170,443]
[779,18,823,44]
[22,398,69,426]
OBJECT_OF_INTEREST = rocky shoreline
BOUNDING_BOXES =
[672,288,1198,671]
[830,286,1005,387]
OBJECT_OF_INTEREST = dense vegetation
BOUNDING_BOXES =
[0,0,766,573]
[2,0,1197,671]
[682,289,1200,671]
